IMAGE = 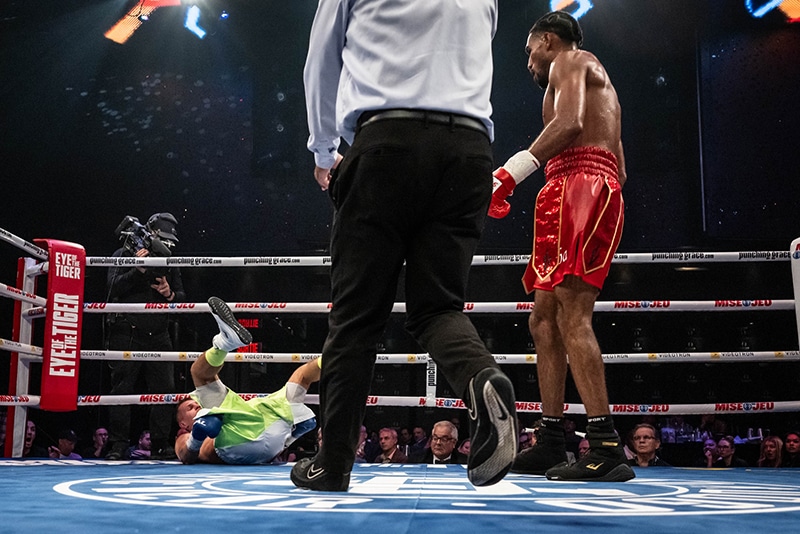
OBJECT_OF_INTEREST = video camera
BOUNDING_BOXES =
[114,216,173,258]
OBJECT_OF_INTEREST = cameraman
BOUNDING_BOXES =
[105,212,185,460]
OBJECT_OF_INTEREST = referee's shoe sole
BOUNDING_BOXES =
[466,367,518,486]
[208,296,253,352]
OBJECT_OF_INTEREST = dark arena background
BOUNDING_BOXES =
[1,1,800,531]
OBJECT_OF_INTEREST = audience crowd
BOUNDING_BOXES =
[2,405,799,469]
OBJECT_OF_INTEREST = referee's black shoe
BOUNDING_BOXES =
[291,456,350,492]
[465,367,519,486]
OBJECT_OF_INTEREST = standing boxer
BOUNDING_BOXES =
[489,11,633,482]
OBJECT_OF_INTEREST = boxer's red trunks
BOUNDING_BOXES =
[522,146,624,293]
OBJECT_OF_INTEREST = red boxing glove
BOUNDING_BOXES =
[487,150,541,219]
[488,168,516,219]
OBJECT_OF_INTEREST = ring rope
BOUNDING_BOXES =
[0,227,48,260]
[0,282,48,307]
[72,349,800,364]
[80,300,795,314]
[3,224,799,457]
[3,344,798,364]
[83,250,792,269]
[2,393,797,416]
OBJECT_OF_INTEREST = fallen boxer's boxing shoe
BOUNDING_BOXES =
[208,296,253,352]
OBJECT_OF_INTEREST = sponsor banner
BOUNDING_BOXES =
[0,281,47,306]
[0,395,37,406]
[36,239,85,412]
[6,393,797,414]
[81,299,795,314]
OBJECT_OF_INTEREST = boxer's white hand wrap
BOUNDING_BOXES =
[488,151,541,219]
[502,150,541,185]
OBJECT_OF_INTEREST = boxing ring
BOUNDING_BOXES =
[2,225,800,532]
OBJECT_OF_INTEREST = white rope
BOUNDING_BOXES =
[0,227,48,260]
[79,299,795,314]
[2,393,798,416]
[0,282,48,307]
[83,250,791,268]
[0,338,43,357]
[72,349,800,364]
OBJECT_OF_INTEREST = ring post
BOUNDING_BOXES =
[34,239,85,412]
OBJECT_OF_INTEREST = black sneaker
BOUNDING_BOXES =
[290,456,350,492]
[208,296,253,352]
[465,368,518,486]
[545,447,635,482]
[510,427,568,475]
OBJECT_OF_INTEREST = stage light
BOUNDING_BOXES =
[185,5,207,39]
[746,0,800,21]
[220,10,229,20]
[550,0,593,20]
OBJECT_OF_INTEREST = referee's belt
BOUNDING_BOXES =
[357,109,488,137]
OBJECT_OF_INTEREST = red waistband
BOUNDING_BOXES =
[544,146,618,181]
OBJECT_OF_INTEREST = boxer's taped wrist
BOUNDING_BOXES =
[186,435,203,452]
[504,150,541,184]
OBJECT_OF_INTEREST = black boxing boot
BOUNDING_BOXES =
[545,415,635,482]
[510,417,569,475]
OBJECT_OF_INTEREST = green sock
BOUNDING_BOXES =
[205,347,227,367]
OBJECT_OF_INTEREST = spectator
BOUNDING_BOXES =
[712,435,748,467]
[407,426,428,458]
[23,420,48,458]
[81,427,110,459]
[355,425,379,464]
[578,438,590,459]
[696,414,728,442]
[410,421,466,464]
[628,424,670,467]
[49,429,82,460]
[458,439,471,457]
[781,431,800,467]
[374,428,408,464]
[757,435,783,467]
[398,427,413,456]
[695,438,719,468]
[125,430,152,460]
[519,431,534,451]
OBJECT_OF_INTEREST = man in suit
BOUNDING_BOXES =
[410,421,467,464]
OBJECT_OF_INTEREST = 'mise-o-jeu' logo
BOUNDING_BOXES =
[52,464,800,517]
